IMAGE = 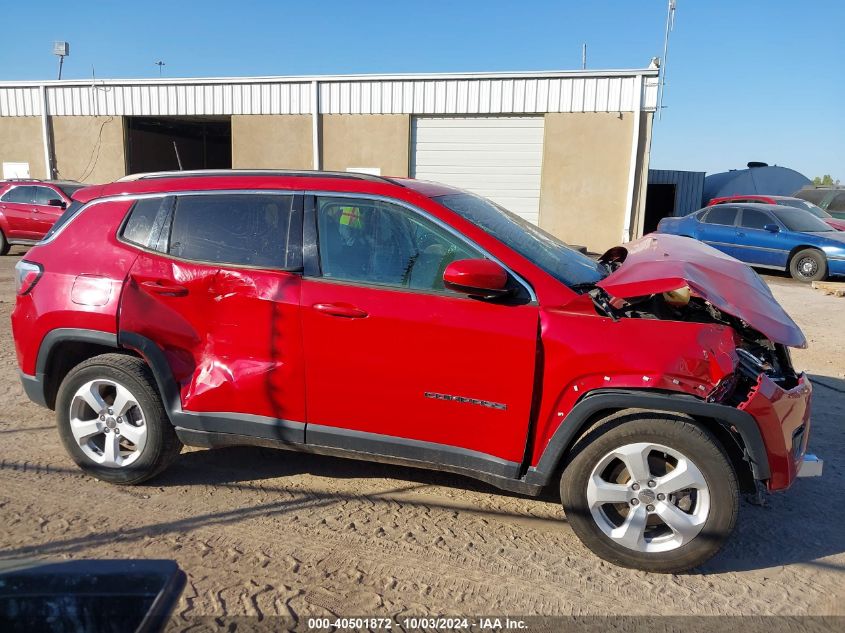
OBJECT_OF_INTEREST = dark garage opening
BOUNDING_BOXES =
[644,183,677,234]
[125,116,232,174]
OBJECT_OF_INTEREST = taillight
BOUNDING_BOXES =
[15,260,43,295]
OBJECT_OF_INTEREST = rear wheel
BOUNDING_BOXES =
[0,230,9,256]
[789,248,827,282]
[56,354,182,484]
[560,414,738,573]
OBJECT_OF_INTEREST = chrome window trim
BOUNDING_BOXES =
[308,191,537,303]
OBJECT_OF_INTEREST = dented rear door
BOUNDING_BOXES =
[119,192,307,432]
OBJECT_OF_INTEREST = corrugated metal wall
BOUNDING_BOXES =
[648,169,706,216]
[0,72,658,117]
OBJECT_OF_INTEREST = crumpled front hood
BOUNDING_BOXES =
[596,234,807,348]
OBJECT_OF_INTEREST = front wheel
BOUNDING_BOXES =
[560,414,738,573]
[56,354,182,484]
[0,230,9,256]
[789,248,827,282]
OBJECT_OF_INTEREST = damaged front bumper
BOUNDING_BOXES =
[738,372,815,491]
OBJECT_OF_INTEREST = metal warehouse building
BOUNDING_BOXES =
[0,67,658,251]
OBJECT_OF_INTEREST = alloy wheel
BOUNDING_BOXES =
[68,379,148,468]
[586,442,710,553]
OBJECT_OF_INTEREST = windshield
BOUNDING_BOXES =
[776,198,830,218]
[772,208,834,232]
[434,193,606,288]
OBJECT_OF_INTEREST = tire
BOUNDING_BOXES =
[560,413,738,573]
[55,353,182,485]
[789,248,827,282]
[0,230,9,256]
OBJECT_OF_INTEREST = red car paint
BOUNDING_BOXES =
[597,234,807,348]
[11,173,813,494]
[0,180,79,243]
[708,194,845,231]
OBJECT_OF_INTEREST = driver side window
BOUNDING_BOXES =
[316,197,482,291]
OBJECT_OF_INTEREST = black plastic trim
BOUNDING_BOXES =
[175,427,540,496]
[19,371,47,408]
[35,328,118,377]
[21,328,120,408]
[523,389,771,487]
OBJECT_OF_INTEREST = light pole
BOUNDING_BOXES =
[155,61,165,77]
[53,41,70,80]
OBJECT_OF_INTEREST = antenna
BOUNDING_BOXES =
[657,0,676,121]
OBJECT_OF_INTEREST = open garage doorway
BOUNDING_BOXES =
[125,116,231,174]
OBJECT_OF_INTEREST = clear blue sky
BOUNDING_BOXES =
[1,1,842,180]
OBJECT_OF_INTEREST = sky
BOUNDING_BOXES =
[1,1,842,180]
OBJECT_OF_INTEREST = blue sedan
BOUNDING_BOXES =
[656,202,845,282]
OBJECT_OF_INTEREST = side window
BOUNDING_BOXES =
[739,208,772,230]
[122,197,169,249]
[316,196,482,291]
[703,206,738,226]
[33,187,59,205]
[1,186,34,204]
[168,194,302,268]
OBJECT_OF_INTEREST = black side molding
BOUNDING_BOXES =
[523,389,771,487]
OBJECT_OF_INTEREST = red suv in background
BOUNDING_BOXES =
[0,180,84,254]
[11,170,821,572]
[707,194,845,230]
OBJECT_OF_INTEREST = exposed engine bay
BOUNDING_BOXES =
[588,284,800,401]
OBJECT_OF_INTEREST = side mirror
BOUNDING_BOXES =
[443,259,510,298]
[48,198,67,209]
[763,223,780,233]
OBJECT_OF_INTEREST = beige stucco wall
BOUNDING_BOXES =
[52,116,126,183]
[321,114,410,177]
[632,112,654,239]
[0,117,47,179]
[231,115,312,169]
[538,112,638,252]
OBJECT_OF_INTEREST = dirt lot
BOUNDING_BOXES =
[0,249,843,623]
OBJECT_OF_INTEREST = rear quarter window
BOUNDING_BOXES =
[121,197,171,249]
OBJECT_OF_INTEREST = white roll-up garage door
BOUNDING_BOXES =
[411,116,545,224]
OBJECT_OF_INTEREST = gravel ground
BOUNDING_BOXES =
[0,248,843,623]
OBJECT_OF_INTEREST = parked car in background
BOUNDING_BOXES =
[0,180,84,254]
[707,194,845,230]
[11,170,819,573]
[793,186,845,219]
[657,202,845,282]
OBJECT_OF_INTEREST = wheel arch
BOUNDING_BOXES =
[34,329,142,410]
[523,389,768,493]
[787,244,825,266]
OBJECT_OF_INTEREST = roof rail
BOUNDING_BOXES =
[116,169,401,186]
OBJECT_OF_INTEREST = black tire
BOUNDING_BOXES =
[0,230,10,256]
[56,353,182,484]
[789,248,827,282]
[560,413,738,573]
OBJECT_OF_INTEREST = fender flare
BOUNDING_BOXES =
[523,389,770,486]
[21,328,119,408]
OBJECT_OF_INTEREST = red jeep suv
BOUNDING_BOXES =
[12,170,821,572]
[0,180,84,254]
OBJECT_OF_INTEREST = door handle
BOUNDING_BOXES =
[139,280,189,297]
[313,303,368,318]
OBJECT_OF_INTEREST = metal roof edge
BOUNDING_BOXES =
[0,68,659,88]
